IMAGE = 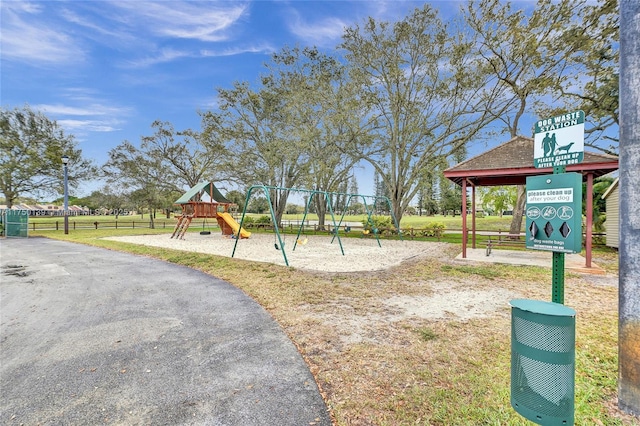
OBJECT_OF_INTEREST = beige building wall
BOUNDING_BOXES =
[603,179,619,249]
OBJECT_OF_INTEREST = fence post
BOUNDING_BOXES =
[56,221,59,230]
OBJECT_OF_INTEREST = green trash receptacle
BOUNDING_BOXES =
[510,299,576,425]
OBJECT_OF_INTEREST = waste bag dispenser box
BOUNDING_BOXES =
[525,172,582,254]
[510,299,576,425]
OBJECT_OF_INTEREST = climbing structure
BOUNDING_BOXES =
[171,182,251,239]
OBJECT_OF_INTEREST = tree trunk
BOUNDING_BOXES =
[271,189,289,228]
[4,190,17,209]
[509,185,526,236]
[313,192,327,230]
[393,203,404,230]
[148,205,155,229]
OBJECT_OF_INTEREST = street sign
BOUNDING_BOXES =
[534,110,585,168]
[525,172,582,254]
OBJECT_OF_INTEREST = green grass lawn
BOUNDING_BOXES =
[26,227,632,425]
[280,212,521,232]
[26,212,517,229]
[23,213,614,259]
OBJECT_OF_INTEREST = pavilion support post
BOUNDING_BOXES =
[585,173,593,268]
[619,0,640,415]
[462,179,467,258]
[471,182,476,249]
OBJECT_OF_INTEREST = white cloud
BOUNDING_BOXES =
[57,119,121,133]
[124,48,195,68]
[286,11,347,47]
[0,2,84,64]
[32,97,132,134]
[201,43,277,58]
[125,42,275,68]
[109,1,249,42]
[2,1,252,69]
[59,6,138,45]
[33,102,130,117]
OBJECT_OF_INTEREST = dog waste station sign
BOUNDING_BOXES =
[533,110,584,168]
[529,109,585,257]
[525,172,582,254]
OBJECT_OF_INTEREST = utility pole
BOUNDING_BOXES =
[619,0,640,416]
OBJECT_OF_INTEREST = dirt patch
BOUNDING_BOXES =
[297,281,519,348]
[383,284,517,321]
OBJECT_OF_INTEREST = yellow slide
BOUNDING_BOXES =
[218,212,251,239]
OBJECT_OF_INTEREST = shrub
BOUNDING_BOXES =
[420,222,446,239]
[362,215,395,234]
[255,215,272,225]
[240,216,255,225]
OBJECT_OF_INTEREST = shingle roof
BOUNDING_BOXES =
[174,182,232,204]
[443,136,618,186]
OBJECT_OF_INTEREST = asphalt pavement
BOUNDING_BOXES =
[0,237,331,425]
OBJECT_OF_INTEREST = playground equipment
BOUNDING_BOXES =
[231,185,400,267]
[328,193,400,246]
[171,182,251,239]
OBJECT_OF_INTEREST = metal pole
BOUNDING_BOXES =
[472,184,476,249]
[551,166,566,304]
[619,0,640,415]
[462,179,467,258]
[585,173,593,268]
[63,156,69,235]
[551,252,565,304]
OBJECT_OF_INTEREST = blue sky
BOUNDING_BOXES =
[2,0,475,198]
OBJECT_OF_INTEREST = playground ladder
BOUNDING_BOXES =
[171,215,193,239]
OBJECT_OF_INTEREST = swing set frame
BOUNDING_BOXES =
[231,185,401,267]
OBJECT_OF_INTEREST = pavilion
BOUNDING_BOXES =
[443,135,619,268]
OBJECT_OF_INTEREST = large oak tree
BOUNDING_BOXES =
[102,121,219,226]
[202,47,362,225]
[340,4,501,223]
[0,105,94,208]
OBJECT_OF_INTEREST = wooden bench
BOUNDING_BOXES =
[485,233,526,256]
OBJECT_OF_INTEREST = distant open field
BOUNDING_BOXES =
[25,212,522,232]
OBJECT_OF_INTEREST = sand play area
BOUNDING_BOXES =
[105,232,449,273]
